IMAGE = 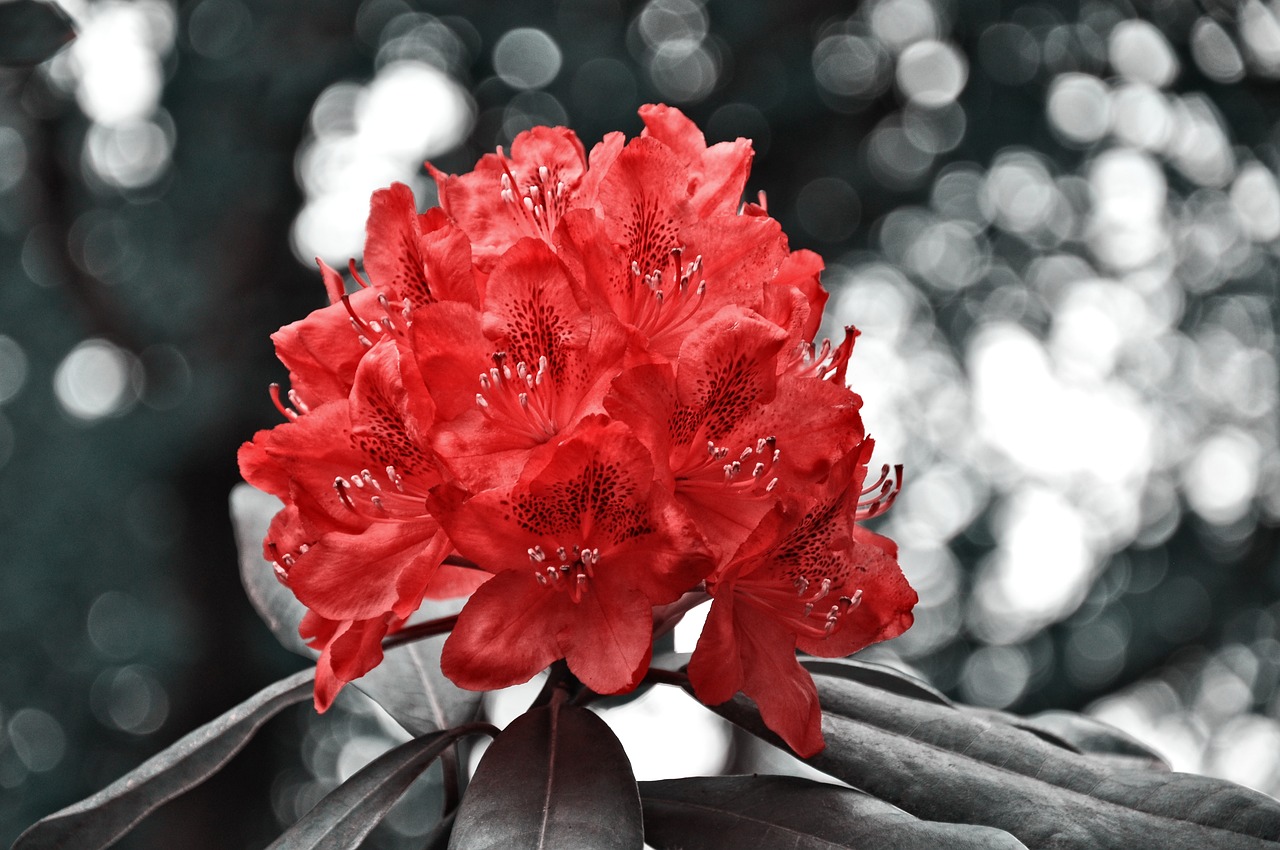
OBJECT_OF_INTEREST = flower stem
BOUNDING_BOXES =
[381,614,459,649]
[640,667,690,687]
[440,747,461,816]
[651,587,711,642]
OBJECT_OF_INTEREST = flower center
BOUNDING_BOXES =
[677,435,780,496]
[475,352,560,442]
[529,543,599,603]
[737,572,864,639]
[332,464,427,519]
[499,159,570,242]
[626,246,708,341]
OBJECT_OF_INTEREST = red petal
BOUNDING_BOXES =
[270,286,381,404]
[302,612,392,711]
[739,371,865,484]
[239,401,367,526]
[424,564,492,599]
[685,592,746,705]
[418,207,481,306]
[287,518,450,620]
[480,237,590,377]
[575,131,626,207]
[432,418,710,602]
[763,248,827,342]
[410,301,492,421]
[365,183,431,303]
[639,103,753,216]
[674,307,788,440]
[439,571,566,690]
[796,525,917,658]
[559,569,654,694]
[431,126,587,268]
[348,339,438,480]
[440,561,654,694]
[316,258,347,304]
[688,583,825,756]
[594,137,691,286]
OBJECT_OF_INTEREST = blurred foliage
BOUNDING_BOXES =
[1,0,1279,847]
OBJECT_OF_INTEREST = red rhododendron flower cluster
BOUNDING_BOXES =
[239,105,917,756]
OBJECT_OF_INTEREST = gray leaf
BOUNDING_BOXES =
[449,701,643,850]
[710,672,1280,849]
[267,727,478,850]
[229,483,313,658]
[1024,710,1171,770]
[14,669,313,850]
[800,657,953,708]
[641,775,1027,849]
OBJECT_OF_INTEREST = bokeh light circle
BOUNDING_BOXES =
[493,28,562,90]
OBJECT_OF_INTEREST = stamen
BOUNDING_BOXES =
[269,383,298,421]
[342,294,374,337]
[856,464,903,520]
[287,388,310,415]
[377,293,397,330]
[531,542,600,601]
[474,353,559,441]
[334,477,354,509]
[347,259,370,289]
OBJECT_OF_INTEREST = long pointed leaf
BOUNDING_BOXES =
[267,725,489,850]
[14,668,314,850]
[709,673,1280,849]
[1024,710,1170,769]
[641,775,1027,849]
[230,484,314,658]
[449,700,643,849]
[0,0,75,66]
[800,657,953,708]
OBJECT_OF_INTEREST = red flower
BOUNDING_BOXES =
[241,105,916,734]
[409,238,631,491]
[428,126,589,269]
[239,338,481,709]
[686,442,916,756]
[555,146,790,360]
[431,418,712,694]
[605,308,868,561]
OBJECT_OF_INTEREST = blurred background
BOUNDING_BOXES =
[2,0,1280,845]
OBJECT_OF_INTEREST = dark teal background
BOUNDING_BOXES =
[2,0,1279,846]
